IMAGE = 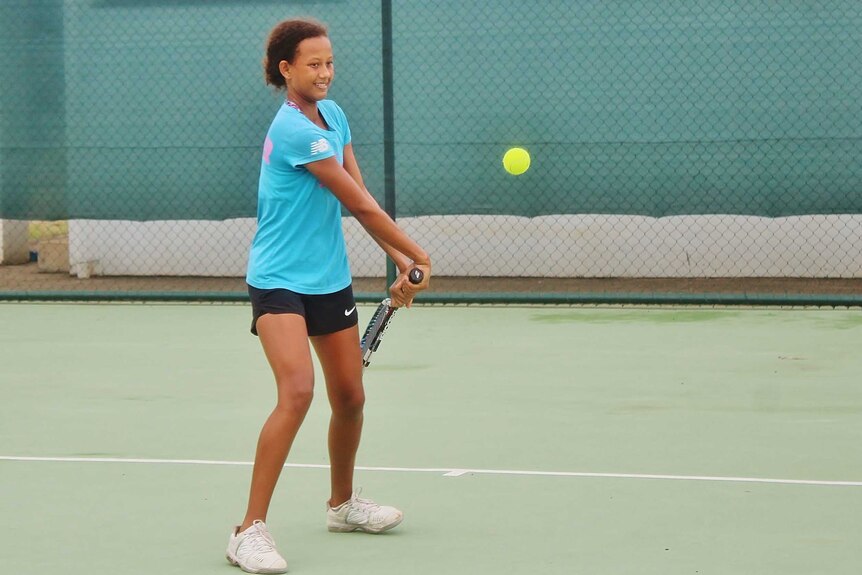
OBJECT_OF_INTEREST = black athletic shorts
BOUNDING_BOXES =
[247,284,358,337]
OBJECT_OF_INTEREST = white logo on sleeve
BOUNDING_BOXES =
[310,138,330,155]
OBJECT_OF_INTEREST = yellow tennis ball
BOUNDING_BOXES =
[503,147,531,175]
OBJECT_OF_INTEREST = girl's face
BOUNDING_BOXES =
[282,35,334,103]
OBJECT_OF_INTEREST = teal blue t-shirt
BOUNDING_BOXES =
[246,100,352,293]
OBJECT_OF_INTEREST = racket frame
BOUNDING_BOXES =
[360,298,397,368]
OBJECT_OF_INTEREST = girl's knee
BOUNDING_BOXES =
[330,385,365,417]
[275,377,314,413]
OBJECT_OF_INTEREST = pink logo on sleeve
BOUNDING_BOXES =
[263,136,274,164]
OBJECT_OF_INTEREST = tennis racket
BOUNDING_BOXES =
[360,268,424,368]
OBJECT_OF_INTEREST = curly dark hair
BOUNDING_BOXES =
[263,18,329,88]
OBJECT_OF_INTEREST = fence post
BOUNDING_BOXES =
[381,0,397,288]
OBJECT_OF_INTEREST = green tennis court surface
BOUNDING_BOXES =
[2,303,861,574]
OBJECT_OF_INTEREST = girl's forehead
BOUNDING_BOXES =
[296,36,332,58]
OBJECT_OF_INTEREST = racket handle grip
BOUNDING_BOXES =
[408,268,424,284]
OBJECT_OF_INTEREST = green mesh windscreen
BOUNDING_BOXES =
[2,1,860,220]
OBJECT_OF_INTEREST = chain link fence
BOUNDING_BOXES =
[2,1,861,304]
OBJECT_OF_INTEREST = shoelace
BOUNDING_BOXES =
[351,495,380,512]
[349,488,380,512]
[243,523,277,556]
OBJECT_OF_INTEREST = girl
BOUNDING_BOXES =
[226,18,431,574]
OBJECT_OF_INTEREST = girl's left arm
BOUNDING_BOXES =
[341,144,413,273]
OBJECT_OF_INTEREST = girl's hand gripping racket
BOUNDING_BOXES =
[360,268,424,368]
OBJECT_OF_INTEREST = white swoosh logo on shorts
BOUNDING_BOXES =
[344,306,356,316]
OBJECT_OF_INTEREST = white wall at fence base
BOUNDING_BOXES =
[0,220,30,265]
[67,215,862,279]
[67,219,256,278]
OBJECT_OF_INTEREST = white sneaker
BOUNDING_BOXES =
[226,520,288,574]
[326,489,403,533]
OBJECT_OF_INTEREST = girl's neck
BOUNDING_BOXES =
[285,93,316,117]
[286,97,327,129]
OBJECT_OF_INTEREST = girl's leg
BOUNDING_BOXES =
[240,312,315,531]
[310,324,365,508]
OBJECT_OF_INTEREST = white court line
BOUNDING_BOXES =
[1,455,861,487]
